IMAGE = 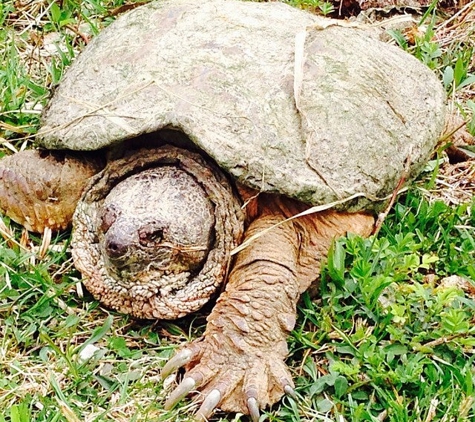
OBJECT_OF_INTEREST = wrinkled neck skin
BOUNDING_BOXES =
[72,145,244,320]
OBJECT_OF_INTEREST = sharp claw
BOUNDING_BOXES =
[247,397,260,422]
[195,389,221,421]
[164,377,196,410]
[161,349,193,380]
[284,384,297,399]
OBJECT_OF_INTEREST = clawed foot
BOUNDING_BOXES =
[161,339,296,421]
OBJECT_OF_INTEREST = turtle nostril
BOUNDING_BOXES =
[105,236,128,259]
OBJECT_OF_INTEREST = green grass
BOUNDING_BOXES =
[0,231,186,420]
[1,0,474,421]
[0,0,128,146]
[1,190,473,421]
[287,191,475,421]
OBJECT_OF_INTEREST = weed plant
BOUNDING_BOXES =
[286,190,475,421]
[0,0,474,421]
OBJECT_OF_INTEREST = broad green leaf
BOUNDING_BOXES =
[334,375,349,398]
[327,240,346,284]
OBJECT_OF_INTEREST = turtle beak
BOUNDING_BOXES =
[102,224,135,267]
[105,233,129,259]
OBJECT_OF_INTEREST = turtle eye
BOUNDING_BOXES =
[100,206,117,233]
[139,227,163,247]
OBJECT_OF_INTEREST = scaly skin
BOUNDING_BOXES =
[163,196,374,418]
[72,145,245,320]
[0,146,374,419]
[0,150,103,232]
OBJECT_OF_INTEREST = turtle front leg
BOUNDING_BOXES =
[0,150,103,233]
[162,197,374,420]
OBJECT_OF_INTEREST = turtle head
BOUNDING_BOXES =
[99,166,215,278]
[71,145,244,320]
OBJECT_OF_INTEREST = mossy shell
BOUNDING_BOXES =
[38,0,446,210]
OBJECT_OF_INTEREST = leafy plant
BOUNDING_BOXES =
[288,191,475,421]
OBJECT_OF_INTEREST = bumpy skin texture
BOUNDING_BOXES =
[72,145,245,319]
[0,150,103,232]
[164,196,374,417]
[0,145,374,418]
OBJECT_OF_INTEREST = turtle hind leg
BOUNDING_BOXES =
[0,149,104,233]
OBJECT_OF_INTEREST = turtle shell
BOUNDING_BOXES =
[38,0,446,210]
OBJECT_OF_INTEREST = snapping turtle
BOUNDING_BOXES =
[0,0,446,419]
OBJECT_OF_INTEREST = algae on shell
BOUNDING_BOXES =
[38,0,446,211]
